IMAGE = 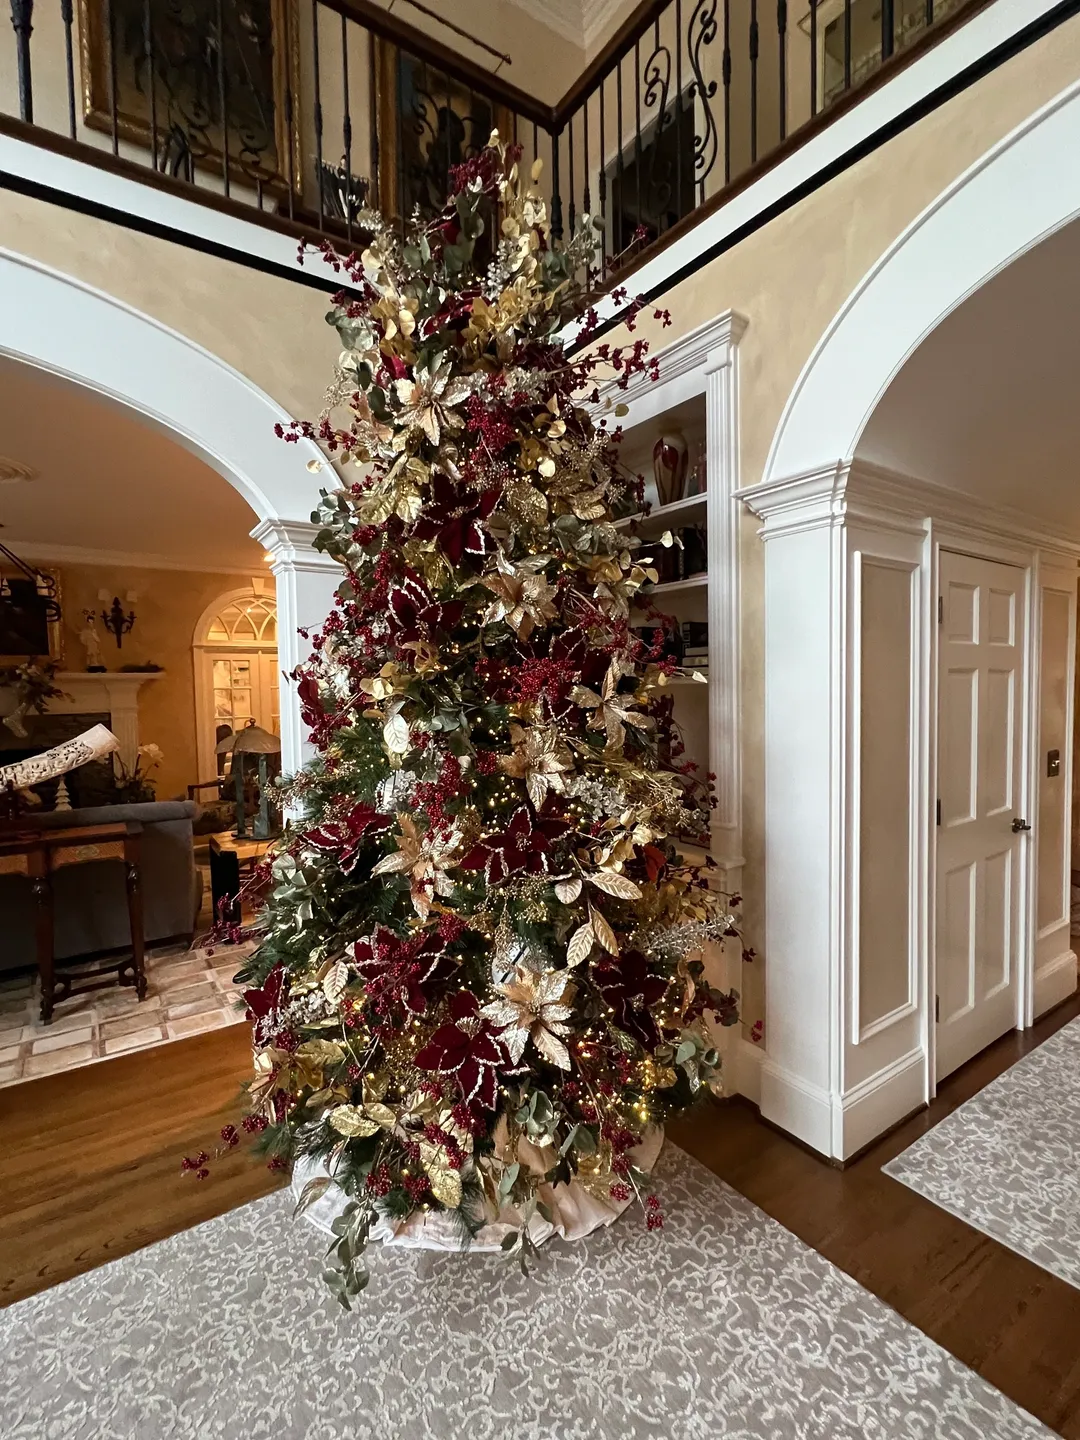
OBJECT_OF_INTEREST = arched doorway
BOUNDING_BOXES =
[193,588,280,784]
[740,75,1080,1159]
[0,245,341,775]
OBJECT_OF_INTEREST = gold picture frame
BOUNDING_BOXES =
[78,0,302,194]
[374,40,513,222]
[0,566,63,668]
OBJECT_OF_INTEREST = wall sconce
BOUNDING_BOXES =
[99,592,136,649]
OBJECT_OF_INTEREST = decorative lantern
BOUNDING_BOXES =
[217,720,281,840]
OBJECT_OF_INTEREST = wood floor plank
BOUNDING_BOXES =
[0,992,1077,1435]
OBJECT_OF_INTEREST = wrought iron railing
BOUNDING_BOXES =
[1,0,983,269]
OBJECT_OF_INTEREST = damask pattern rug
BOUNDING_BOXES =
[884,1018,1080,1290]
[0,1146,1050,1439]
[0,940,254,1089]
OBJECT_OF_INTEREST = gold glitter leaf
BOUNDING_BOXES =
[588,871,642,901]
[566,921,594,968]
[321,959,349,1005]
[328,1105,380,1138]
[420,1141,463,1208]
[589,903,619,955]
[555,877,582,904]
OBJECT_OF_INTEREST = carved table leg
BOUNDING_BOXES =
[125,841,147,1001]
[34,869,55,1025]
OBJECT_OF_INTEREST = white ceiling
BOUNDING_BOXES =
[856,218,1080,533]
[0,358,265,573]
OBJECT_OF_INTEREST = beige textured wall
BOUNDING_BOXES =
[595,13,1080,1026]
[42,560,260,803]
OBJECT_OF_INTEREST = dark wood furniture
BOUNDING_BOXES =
[0,822,146,1023]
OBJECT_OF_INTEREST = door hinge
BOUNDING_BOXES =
[935,995,940,1023]
[936,798,941,826]
[938,595,943,624]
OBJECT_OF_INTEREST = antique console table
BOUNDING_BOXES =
[0,822,146,1023]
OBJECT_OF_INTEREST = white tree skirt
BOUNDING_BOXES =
[292,1127,665,1252]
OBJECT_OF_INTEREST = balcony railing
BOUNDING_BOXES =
[2,0,986,273]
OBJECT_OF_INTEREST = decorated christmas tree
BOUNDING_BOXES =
[220,137,740,1305]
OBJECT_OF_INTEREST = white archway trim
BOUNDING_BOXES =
[765,74,1080,482]
[0,245,327,521]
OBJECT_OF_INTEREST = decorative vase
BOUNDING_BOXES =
[652,432,689,507]
[292,1127,664,1253]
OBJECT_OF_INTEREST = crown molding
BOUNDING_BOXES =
[593,309,749,430]
[8,540,266,576]
[505,0,587,46]
[737,458,1080,555]
[583,0,629,50]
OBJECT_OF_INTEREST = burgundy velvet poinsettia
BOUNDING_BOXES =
[243,965,290,1048]
[350,926,457,1020]
[459,804,570,884]
[410,472,498,565]
[414,989,505,1109]
[387,568,465,643]
[593,950,668,1052]
[305,803,392,873]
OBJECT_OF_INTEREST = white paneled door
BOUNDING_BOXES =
[935,551,1027,1081]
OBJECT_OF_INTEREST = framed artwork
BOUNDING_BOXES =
[374,41,514,222]
[0,566,62,666]
[78,0,301,193]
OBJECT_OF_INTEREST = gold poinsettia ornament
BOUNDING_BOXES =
[371,814,468,919]
[572,658,655,750]
[480,551,559,639]
[498,722,574,808]
[394,358,475,447]
[482,965,575,1070]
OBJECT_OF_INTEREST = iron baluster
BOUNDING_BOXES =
[598,74,606,272]
[689,0,719,202]
[582,97,590,223]
[369,34,380,215]
[551,127,563,241]
[61,0,75,137]
[634,38,642,244]
[313,2,325,229]
[749,0,758,165]
[721,0,731,185]
[777,0,787,141]
[675,0,683,221]
[881,0,894,60]
[104,0,118,152]
[926,0,934,21]
[341,12,352,241]
[9,0,32,125]
[843,0,852,90]
[284,13,296,219]
[395,47,405,236]
[642,20,671,237]
[567,111,575,237]
[142,0,157,167]
[214,0,230,196]
[615,61,623,249]
[810,0,817,117]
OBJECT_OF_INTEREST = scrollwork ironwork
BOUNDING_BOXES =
[688,0,719,194]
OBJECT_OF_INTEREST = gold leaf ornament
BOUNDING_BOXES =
[566,921,594,968]
[589,903,619,955]
[328,1105,381,1138]
[419,1140,464,1208]
[321,958,350,1005]
[588,870,642,901]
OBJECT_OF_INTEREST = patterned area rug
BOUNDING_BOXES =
[0,1146,1051,1439]
[0,940,255,1088]
[884,1018,1080,1290]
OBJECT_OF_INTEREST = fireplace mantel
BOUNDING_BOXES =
[48,671,164,768]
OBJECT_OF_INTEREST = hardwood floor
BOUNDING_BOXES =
[1,997,1078,1435]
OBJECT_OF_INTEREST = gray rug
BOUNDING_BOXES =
[0,1147,1051,1440]
[884,1017,1080,1291]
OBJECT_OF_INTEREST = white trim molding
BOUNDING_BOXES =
[45,670,164,771]
[766,69,1080,481]
[252,520,343,776]
[705,313,749,873]
[739,460,1080,1159]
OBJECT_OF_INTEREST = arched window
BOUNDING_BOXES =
[193,588,279,783]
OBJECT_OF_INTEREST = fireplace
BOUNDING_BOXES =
[0,711,114,808]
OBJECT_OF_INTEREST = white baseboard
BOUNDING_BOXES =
[839,1048,926,1160]
[1034,948,1078,1019]
[726,1037,764,1106]
[759,1060,834,1157]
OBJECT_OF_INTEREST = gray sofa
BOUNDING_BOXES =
[0,800,202,973]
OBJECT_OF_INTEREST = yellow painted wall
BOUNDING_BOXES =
[38,559,263,804]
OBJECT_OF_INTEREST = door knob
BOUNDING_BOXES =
[1011,817,1031,833]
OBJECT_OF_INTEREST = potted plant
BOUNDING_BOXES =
[110,743,163,805]
[0,660,69,737]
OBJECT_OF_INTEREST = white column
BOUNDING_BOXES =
[704,312,749,881]
[251,518,343,777]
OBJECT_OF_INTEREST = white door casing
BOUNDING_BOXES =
[935,551,1027,1081]
[741,461,1080,1159]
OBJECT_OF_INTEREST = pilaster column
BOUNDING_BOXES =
[251,518,343,777]
[704,311,749,880]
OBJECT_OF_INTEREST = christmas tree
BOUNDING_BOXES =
[224,137,740,1306]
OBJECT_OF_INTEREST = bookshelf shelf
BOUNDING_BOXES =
[647,574,708,597]
[615,492,708,532]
